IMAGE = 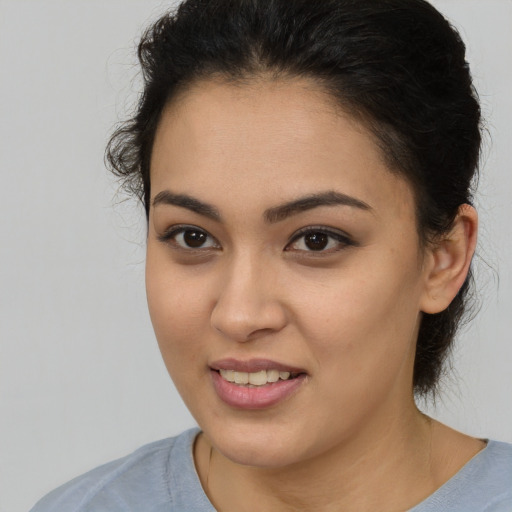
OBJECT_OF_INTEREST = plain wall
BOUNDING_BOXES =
[0,1,511,511]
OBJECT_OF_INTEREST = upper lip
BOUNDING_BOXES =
[210,358,307,374]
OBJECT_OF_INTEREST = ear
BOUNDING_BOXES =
[420,204,478,314]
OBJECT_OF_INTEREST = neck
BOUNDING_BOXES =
[196,401,447,512]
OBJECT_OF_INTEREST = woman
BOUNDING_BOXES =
[30,0,512,510]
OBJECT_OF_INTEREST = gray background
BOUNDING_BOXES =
[1,1,511,511]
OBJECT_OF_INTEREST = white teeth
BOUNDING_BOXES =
[248,370,267,386]
[219,368,297,386]
[224,369,235,382]
[267,369,279,382]
[234,371,249,384]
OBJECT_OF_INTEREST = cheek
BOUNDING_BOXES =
[289,272,422,440]
[291,254,423,377]
[146,265,217,420]
[145,252,211,369]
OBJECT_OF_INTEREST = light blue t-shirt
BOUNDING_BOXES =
[30,428,512,511]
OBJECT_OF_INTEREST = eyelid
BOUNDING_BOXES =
[157,224,221,250]
[285,225,355,252]
[157,223,354,253]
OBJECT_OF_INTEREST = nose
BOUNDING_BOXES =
[210,253,288,342]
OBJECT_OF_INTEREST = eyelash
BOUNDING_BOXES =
[158,224,354,254]
[158,225,221,251]
[285,226,354,253]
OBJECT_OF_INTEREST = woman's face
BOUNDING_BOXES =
[146,78,431,467]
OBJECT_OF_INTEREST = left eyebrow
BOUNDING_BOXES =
[264,191,373,223]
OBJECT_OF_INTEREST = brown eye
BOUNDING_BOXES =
[158,225,220,250]
[304,232,329,251]
[286,227,353,253]
[183,229,208,248]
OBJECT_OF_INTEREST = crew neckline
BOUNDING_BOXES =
[169,429,507,512]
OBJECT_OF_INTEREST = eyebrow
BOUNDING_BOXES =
[264,191,372,223]
[152,190,372,223]
[152,191,221,221]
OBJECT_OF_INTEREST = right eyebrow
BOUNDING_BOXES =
[152,191,221,222]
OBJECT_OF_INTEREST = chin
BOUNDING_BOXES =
[204,420,311,468]
[218,439,297,468]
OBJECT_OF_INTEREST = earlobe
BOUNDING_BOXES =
[420,204,478,314]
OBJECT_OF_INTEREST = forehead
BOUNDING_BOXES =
[150,78,415,220]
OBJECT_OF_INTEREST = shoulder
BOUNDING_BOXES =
[29,428,200,512]
[411,439,512,512]
[479,441,512,511]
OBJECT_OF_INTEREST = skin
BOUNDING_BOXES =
[146,78,482,511]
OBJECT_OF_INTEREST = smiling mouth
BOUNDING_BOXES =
[211,361,307,408]
[217,369,303,387]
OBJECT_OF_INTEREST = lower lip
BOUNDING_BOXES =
[211,370,306,410]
